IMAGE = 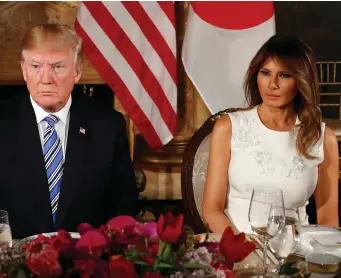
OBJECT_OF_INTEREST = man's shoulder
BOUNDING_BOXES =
[0,94,23,118]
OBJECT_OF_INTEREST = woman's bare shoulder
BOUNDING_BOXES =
[212,114,232,139]
[323,126,338,150]
[324,126,337,143]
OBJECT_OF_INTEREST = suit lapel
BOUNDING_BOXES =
[16,95,54,228]
[55,96,90,227]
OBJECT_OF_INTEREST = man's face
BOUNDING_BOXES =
[21,46,82,112]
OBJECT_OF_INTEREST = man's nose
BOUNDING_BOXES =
[40,67,53,84]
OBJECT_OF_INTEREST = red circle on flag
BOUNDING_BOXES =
[191,1,274,30]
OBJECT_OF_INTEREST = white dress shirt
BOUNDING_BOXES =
[30,96,72,157]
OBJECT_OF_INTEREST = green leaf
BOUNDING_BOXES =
[157,262,175,268]
[16,269,28,278]
[161,244,171,260]
[177,244,186,257]
[279,262,300,275]
[168,252,177,264]
[133,260,149,266]
[125,247,142,262]
[157,240,166,257]
[183,262,207,269]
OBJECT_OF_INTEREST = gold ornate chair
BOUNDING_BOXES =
[181,108,238,234]
[316,61,341,176]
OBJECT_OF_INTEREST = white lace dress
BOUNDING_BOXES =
[224,106,325,233]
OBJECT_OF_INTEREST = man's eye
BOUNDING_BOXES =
[53,65,64,70]
[31,64,39,69]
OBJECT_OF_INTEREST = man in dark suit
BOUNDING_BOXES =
[0,24,139,239]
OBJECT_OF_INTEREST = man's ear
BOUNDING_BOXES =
[74,62,83,84]
[21,62,27,82]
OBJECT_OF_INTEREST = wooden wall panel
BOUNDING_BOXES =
[275,2,341,61]
[0,1,103,85]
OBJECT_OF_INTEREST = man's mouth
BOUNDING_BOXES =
[39,91,57,95]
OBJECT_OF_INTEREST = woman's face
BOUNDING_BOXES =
[257,57,297,108]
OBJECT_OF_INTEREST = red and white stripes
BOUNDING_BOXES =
[76,1,177,149]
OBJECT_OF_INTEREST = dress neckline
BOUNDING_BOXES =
[253,105,300,134]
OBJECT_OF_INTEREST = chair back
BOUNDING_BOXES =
[181,108,238,233]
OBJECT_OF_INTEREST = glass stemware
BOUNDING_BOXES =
[248,186,285,276]
[268,208,300,275]
[0,210,12,247]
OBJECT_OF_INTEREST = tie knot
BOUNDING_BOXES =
[44,114,59,128]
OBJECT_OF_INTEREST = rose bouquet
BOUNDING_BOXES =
[0,213,257,278]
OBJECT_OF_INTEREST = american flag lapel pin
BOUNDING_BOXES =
[79,127,86,135]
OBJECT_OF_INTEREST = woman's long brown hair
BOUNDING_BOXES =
[244,35,321,160]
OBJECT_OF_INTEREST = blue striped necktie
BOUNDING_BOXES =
[43,115,64,224]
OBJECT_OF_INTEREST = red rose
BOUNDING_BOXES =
[212,261,237,278]
[109,256,138,278]
[219,227,256,269]
[98,224,111,241]
[225,271,236,278]
[77,223,95,235]
[73,258,109,277]
[27,234,51,246]
[116,226,141,245]
[140,255,155,266]
[142,272,165,278]
[147,242,159,255]
[107,216,136,232]
[50,230,73,254]
[108,226,146,254]
[26,241,62,276]
[157,213,184,244]
[75,230,107,257]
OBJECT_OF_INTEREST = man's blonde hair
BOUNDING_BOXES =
[20,24,83,65]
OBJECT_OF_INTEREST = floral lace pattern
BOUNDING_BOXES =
[225,108,325,233]
[283,155,307,179]
[232,115,260,151]
[253,151,274,176]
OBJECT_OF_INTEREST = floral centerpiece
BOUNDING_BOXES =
[0,213,257,278]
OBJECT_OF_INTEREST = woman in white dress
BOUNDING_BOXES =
[202,35,339,234]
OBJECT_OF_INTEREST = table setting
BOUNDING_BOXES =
[0,212,253,278]
[0,186,341,277]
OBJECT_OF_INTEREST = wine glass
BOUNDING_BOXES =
[268,208,300,275]
[0,210,12,247]
[248,186,285,276]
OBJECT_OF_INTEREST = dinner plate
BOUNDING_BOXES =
[13,232,80,248]
[294,225,341,258]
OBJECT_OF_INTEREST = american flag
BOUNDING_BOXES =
[75,2,177,149]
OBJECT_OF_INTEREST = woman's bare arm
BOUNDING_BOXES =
[314,126,339,226]
[202,115,237,233]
